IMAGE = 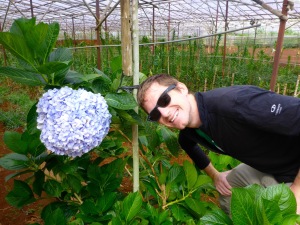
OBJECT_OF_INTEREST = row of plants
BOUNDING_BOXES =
[0,18,300,225]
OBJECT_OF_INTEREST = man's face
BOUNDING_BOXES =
[143,82,192,129]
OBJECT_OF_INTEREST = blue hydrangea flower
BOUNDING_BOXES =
[36,86,111,157]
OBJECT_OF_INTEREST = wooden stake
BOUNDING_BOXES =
[231,73,235,86]
[294,75,300,97]
[283,83,287,95]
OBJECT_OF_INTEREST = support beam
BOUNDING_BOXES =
[121,0,132,76]
[95,0,102,70]
[269,0,289,91]
[132,0,139,192]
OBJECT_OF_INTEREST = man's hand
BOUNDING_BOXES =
[203,162,232,196]
[214,170,232,196]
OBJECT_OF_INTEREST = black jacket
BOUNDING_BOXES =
[179,85,300,183]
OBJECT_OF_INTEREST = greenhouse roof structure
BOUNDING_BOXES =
[0,0,300,39]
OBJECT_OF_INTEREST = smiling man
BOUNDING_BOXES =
[137,73,300,215]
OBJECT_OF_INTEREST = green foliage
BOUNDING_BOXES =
[201,184,300,225]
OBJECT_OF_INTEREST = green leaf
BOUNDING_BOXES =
[96,192,117,213]
[4,169,33,182]
[115,109,141,125]
[64,70,86,84]
[33,170,45,196]
[110,56,122,73]
[5,180,36,208]
[91,76,112,95]
[37,61,70,76]
[4,131,28,154]
[49,47,72,62]
[0,67,46,86]
[10,17,36,36]
[0,153,29,170]
[105,93,137,110]
[281,214,300,225]
[44,180,64,197]
[200,209,233,225]
[261,184,296,224]
[41,202,77,222]
[0,32,35,66]
[26,21,59,64]
[27,103,39,134]
[193,175,212,189]
[44,208,67,225]
[158,126,180,156]
[122,191,143,223]
[183,160,197,190]
[185,197,206,217]
[167,164,184,184]
[231,187,257,225]
[65,174,82,193]
[80,199,99,215]
[170,204,193,222]
[68,218,84,225]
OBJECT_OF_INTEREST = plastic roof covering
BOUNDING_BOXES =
[0,0,300,38]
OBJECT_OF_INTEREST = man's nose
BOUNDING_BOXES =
[158,107,169,118]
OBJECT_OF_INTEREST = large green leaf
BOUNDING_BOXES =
[64,71,100,84]
[96,192,117,213]
[44,208,67,225]
[44,180,64,197]
[167,164,185,184]
[37,61,70,76]
[185,197,206,217]
[25,21,59,64]
[170,204,193,222]
[3,131,28,154]
[10,17,36,36]
[0,153,29,170]
[0,67,46,86]
[49,47,73,62]
[5,180,36,208]
[27,103,39,134]
[231,187,257,225]
[200,209,233,225]
[105,93,137,110]
[158,126,180,156]
[183,160,197,190]
[0,32,35,66]
[33,170,45,196]
[262,184,296,223]
[122,191,143,223]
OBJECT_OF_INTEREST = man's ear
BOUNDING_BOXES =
[176,82,189,95]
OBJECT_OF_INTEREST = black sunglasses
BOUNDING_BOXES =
[147,84,176,122]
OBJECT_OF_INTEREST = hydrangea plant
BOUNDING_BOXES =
[36,86,111,157]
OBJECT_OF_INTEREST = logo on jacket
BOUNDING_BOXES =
[271,104,282,115]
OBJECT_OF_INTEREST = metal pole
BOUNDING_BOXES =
[132,0,140,192]
[152,6,155,55]
[270,0,289,91]
[95,0,102,70]
[30,0,34,18]
[72,17,76,46]
[222,0,229,78]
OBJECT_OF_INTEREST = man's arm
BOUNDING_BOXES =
[204,162,232,196]
[290,169,300,214]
